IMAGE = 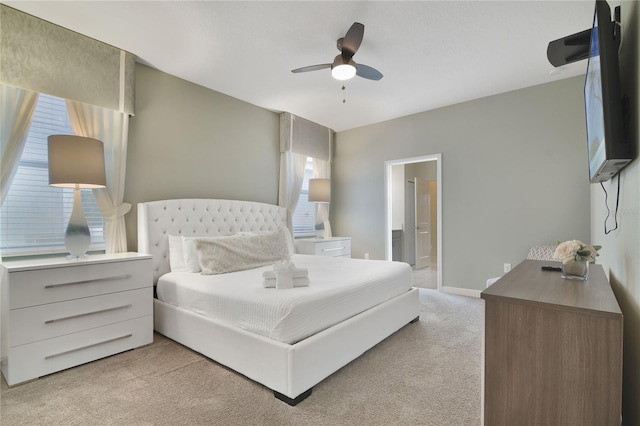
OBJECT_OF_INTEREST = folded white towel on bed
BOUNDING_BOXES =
[262,269,309,279]
[262,260,309,289]
[262,276,310,288]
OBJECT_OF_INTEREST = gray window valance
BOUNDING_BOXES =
[280,112,333,161]
[1,5,135,115]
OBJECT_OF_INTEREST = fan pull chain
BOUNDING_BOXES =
[342,84,346,103]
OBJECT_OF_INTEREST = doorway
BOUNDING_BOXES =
[385,154,442,291]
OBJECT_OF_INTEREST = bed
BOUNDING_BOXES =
[137,199,420,405]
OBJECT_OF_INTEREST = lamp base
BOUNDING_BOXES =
[66,253,89,262]
[65,187,91,259]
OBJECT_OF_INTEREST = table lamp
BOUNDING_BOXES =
[48,135,106,259]
[308,178,331,238]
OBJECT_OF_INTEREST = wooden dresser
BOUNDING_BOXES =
[481,259,622,426]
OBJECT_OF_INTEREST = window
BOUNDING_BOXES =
[291,157,316,236]
[0,94,105,256]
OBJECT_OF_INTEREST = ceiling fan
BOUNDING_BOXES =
[291,22,383,81]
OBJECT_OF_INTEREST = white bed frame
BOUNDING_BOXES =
[138,199,420,405]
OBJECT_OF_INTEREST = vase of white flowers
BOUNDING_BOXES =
[553,240,601,281]
[561,258,589,280]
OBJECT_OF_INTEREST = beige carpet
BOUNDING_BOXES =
[1,289,482,425]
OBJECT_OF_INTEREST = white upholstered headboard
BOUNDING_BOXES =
[137,199,287,284]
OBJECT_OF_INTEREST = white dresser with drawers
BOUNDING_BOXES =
[1,252,153,386]
[295,237,351,258]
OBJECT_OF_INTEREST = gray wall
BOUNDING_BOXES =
[332,76,590,291]
[590,2,640,424]
[124,64,280,250]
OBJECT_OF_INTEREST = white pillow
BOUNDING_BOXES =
[181,236,198,272]
[168,235,189,272]
[194,230,290,275]
[167,235,218,273]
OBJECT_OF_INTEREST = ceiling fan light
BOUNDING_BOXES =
[332,63,356,80]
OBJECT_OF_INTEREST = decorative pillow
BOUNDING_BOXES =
[194,229,291,275]
[241,227,295,256]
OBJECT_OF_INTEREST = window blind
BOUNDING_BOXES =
[0,94,105,256]
[291,157,316,235]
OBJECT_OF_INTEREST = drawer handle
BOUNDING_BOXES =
[44,304,133,324]
[44,274,133,289]
[44,333,133,360]
[322,247,345,252]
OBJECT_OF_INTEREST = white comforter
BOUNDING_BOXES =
[156,254,413,344]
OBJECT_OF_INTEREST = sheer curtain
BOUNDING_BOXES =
[313,158,332,238]
[1,84,39,205]
[66,100,130,253]
[279,112,333,236]
[279,151,307,234]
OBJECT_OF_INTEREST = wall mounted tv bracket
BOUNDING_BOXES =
[546,5,621,67]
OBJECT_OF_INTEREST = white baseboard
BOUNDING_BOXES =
[441,286,482,298]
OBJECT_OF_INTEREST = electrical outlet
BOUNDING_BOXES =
[364,253,370,260]
[504,263,512,273]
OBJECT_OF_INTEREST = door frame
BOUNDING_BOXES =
[384,154,442,291]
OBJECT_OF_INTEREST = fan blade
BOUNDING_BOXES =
[291,64,331,73]
[341,22,364,59]
[356,64,383,81]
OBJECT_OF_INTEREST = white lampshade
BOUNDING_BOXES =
[48,135,106,188]
[309,178,331,203]
[48,135,106,259]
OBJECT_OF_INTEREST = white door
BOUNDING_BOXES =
[404,180,416,266]
[414,177,431,269]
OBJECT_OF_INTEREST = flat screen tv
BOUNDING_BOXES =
[584,0,632,183]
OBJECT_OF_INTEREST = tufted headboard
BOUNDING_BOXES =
[137,199,288,284]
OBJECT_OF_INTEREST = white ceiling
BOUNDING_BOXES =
[5,1,604,132]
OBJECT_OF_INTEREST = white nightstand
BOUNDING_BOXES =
[0,252,153,386]
[295,237,351,258]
